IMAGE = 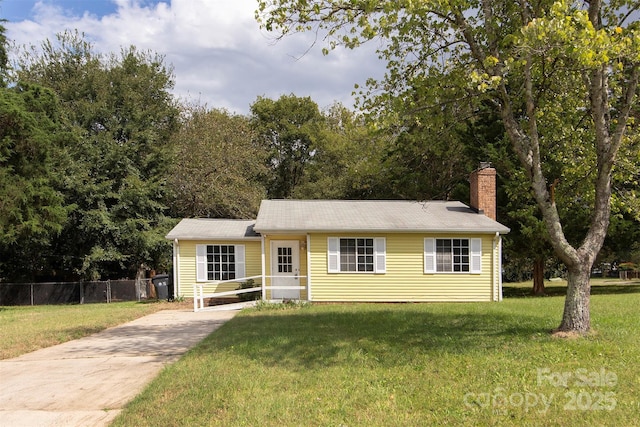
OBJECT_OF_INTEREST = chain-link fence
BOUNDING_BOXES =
[0,279,154,306]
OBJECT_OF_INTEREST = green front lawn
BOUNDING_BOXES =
[0,301,170,359]
[113,286,640,426]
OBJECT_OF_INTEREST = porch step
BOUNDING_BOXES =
[198,301,258,312]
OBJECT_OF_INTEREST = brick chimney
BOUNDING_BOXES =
[470,163,497,221]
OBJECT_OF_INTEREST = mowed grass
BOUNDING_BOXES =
[113,281,640,426]
[0,301,174,359]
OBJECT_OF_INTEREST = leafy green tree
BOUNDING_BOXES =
[250,94,325,198]
[293,102,389,199]
[602,130,640,269]
[612,123,640,223]
[380,87,478,201]
[0,83,73,280]
[167,107,267,219]
[460,107,559,294]
[258,0,640,334]
[468,87,639,294]
[16,32,179,280]
[500,161,554,294]
[0,18,8,87]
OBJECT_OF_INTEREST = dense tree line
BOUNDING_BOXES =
[167,106,266,219]
[257,0,640,334]
[0,20,637,302]
[2,31,181,281]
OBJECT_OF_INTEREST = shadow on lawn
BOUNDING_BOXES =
[193,306,549,371]
[503,282,640,298]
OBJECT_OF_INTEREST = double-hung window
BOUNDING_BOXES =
[328,237,386,273]
[424,238,481,274]
[196,244,246,282]
[436,239,469,272]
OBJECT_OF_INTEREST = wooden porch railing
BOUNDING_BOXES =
[193,275,308,312]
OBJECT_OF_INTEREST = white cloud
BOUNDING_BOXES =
[6,0,386,114]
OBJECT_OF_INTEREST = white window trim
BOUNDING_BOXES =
[424,237,482,274]
[196,244,246,282]
[327,237,386,274]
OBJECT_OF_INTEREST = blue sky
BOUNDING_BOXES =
[1,0,385,114]
[1,1,116,21]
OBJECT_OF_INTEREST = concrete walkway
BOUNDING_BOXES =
[0,308,241,427]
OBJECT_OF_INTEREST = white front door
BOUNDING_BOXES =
[271,241,300,300]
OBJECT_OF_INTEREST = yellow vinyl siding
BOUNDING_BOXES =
[309,233,497,302]
[263,234,308,300]
[176,239,262,298]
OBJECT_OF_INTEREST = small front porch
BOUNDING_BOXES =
[192,274,309,312]
[191,234,310,312]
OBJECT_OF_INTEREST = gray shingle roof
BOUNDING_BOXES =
[254,200,510,234]
[165,219,259,240]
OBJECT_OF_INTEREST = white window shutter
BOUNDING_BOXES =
[471,238,482,274]
[196,245,207,282]
[327,238,339,273]
[424,238,436,273]
[374,238,386,273]
[235,245,246,279]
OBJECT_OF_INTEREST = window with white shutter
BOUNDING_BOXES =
[195,244,245,281]
[327,237,386,274]
[425,238,481,274]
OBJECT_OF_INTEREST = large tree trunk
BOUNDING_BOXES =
[556,266,592,335]
[532,257,545,296]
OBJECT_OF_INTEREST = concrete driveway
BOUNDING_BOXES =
[0,307,242,427]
